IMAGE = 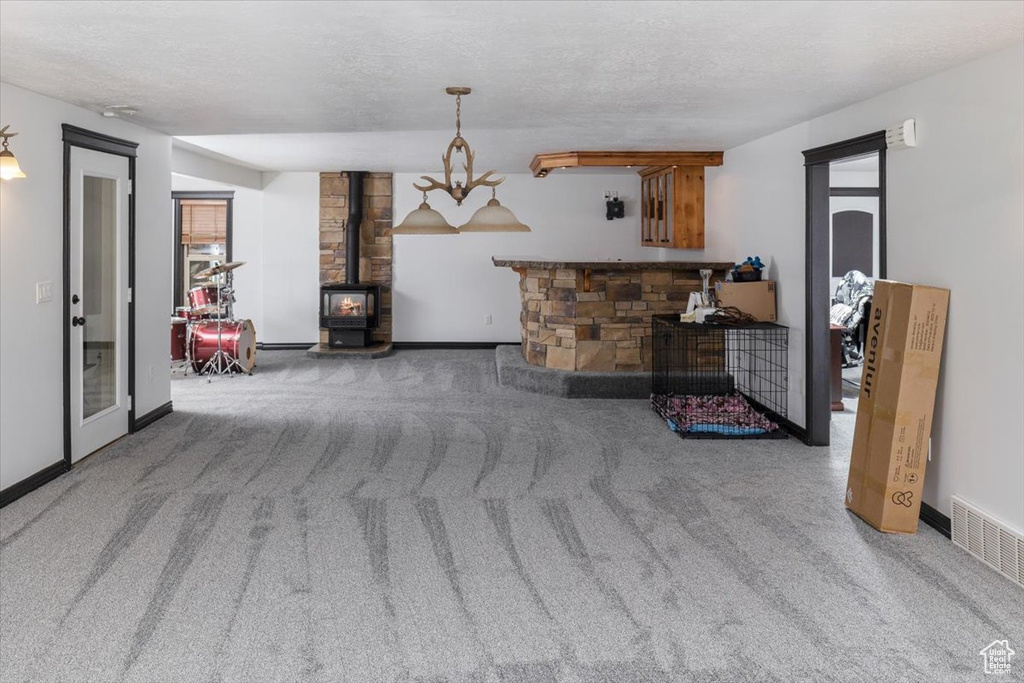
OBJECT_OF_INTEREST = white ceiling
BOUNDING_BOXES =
[2,1,1022,172]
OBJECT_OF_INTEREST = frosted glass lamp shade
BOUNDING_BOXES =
[458,197,530,232]
[391,200,459,235]
[0,150,26,179]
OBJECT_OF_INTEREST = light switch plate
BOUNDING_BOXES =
[36,281,53,303]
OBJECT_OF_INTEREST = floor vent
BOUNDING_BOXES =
[951,495,1024,589]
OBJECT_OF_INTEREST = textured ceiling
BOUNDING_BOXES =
[2,1,1022,171]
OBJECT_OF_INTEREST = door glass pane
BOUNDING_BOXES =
[83,175,118,419]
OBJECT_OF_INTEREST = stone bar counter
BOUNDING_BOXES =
[493,257,733,372]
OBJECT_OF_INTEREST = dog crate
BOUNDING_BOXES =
[651,315,789,438]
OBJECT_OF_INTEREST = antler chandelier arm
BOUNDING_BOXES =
[460,142,503,195]
[413,137,460,195]
[413,136,504,205]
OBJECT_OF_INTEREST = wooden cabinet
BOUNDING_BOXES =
[639,166,705,249]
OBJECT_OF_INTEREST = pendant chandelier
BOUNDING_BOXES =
[393,87,529,235]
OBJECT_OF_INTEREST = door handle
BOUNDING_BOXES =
[72,316,86,327]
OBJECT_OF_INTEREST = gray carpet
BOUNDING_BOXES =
[1,350,1020,683]
[494,345,651,398]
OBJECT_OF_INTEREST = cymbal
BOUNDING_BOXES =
[195,261,246,278]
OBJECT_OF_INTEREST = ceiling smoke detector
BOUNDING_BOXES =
[101,105,138,118]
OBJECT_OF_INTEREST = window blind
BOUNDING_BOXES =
[180,200,227,244]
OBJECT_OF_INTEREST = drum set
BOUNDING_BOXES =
[170,261,257,380]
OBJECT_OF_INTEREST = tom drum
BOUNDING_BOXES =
[187,285,221,311]
[190,319,257,373]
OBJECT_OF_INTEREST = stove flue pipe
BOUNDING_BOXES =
[346,171,365,284]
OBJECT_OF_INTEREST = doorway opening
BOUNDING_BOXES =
[171,191,234,311]
[830,153,882,394]
[802,132,887,446]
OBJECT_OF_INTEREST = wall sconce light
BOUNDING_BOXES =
[605,191,625,220]
[0,125,27,180]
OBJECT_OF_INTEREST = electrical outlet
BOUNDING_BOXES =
[485,314,493,325]
[36,281,53,303]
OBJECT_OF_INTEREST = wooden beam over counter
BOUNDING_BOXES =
[530,151,724,177]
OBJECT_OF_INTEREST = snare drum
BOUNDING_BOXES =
[170,316,189,362]
[190,319,257,373]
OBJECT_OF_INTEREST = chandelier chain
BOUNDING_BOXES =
[455,94,462,138]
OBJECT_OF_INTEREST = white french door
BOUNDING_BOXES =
[69,146,130,463]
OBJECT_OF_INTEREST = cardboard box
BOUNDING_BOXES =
[714,280,777,322]
[845,280,950,533]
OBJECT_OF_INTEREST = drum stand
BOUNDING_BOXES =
[199,272,247,382]
[171,353,191,376]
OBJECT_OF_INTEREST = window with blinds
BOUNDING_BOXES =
[180,199,227,244]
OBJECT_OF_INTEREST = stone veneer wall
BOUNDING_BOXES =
[319,172,393,345]
[519,267,723,372]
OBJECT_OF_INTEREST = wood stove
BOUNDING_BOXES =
[317,171,384,348]
[320,283,380,347]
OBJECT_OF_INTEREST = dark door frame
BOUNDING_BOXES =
[171,191,234,310]
[62,124,139,467]
[802,131,887,446]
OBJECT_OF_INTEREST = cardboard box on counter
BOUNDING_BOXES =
[714,280,777,322]
[845,280,950,534]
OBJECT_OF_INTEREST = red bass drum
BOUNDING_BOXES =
[190,319,257,373]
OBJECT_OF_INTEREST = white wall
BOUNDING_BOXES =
[170,173,265,333]
[169,154,319,346]
[830,170,878,188]
[392,172,736,342]
[0,82,172,489]
[260,172,320,344]
[706,43,1024,531]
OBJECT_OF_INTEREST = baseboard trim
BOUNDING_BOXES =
[393,342,520,350]
[257,342,317,351]
[0,461,69,508]
[132,401,173,432]
[920,501,952,538]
